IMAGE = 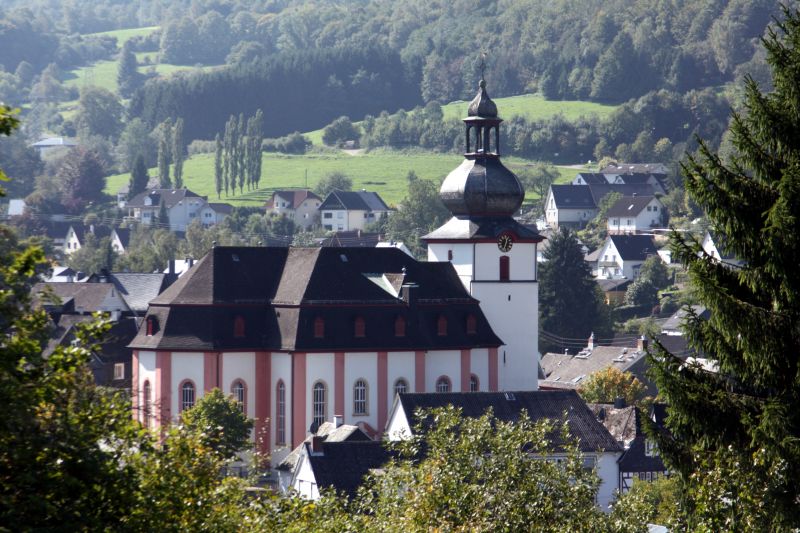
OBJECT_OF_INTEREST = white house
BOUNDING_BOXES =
[606,195,665,234]
[701,230,743,268]
[30,136,77,156]
[265,190,323,230]
[64,225,130,256]
[592,234,659,279]
[124,188,233,232]
[572,172,624,185]
[545,183,655,229]
[318,190,390,232]
[32,281,131,320]
[385,390,623,511]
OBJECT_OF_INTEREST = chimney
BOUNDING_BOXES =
[587,332,595,350]
[310,436,324,455]
[333,414,343,428]
[401,283,418,307]
[187,257,194,268]
[168,259,175,275]
[564,348,569,356]
[614,397,626,409]
[637,335,648,352]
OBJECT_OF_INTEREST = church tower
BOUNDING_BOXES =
[423,76,543,391]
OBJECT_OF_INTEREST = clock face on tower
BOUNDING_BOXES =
[497,234,514,253]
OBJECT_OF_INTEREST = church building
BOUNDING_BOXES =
[129,77,543,464]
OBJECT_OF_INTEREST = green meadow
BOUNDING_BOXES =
[441,93,618,122]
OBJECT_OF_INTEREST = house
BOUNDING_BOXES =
[321,230,382,248]
[265,190,323,230]
[606,195,665,234]
[124,188,232,232]
[85,269,179,316]
[596,278,633,305]
[161,258,197,277]
[539,335,652,394]
[111,227,130,254]
[30,136,77,156]
[600,163,669,176]
[32,281,131,320]
[45,266,87,283]
[318,190,390,232]
[385,390,623,510]
[7,198,26,216]
[544,183,655,229]
[572,172,624,185]
[63,224,112,255]
[590,234,659,279]
[701,230,743,268]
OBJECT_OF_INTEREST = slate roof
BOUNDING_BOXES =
[540,345,648,387]
[606,196,656,217]
[126,188,204,209]
[587,184,655,206]
[278,422,370,472]
[131,246,502,352]
[318,190,389,212]
[549,185,596,209]
[654,333,696,359]
[322,231,382,247]
[105,272,178,313]
[207,202,233,214]
[423,216,543,242]
[661,305,709,334]
[42,221,72,241]
[609,235,658,261]
[587,404,638,448]
[32,282,120,313]
[596,278,633,292]
[395,390,622,453]
[575,173,611,185]
[266,190,322,210]
[305,441,395,497]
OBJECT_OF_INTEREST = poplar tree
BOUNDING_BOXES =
[172,118,184,189]
[157,137,170,188]
[129,154,149,197]
[236,112,246,194]
[649,8,800,528]
[214,133,223,199]
[222,115,236,196]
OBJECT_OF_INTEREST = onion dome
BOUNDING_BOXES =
[439,78,524,217]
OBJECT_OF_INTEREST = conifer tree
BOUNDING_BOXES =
[236,112,246,194]
[157,137,170,188]
[649,8,800,528]
[223,115,236,196]
[214,133,223,199]
[117,41,141,98]
[172,118,184,189]
[129,154,149,197]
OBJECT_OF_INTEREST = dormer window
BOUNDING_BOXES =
[466,314,477,335]
[233,315,245,338]
[394,315,406,337]
[437,315,447,336]
[354,316,365,338]
[146,316,157,336]
[314,317,325,339]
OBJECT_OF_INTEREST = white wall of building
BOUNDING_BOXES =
[425,350,460,392]
[138,350,156,424]
[292,452,320,500]
[387,351,415,404]
[473,243,536,281]
[344,352,378,429]
[222,352,256,419]
[470,348,489,391]
[596,452,623,511]
[171,352,204,420]
[271,353,292,465]
[386,403,412,441]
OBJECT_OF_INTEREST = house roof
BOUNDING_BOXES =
[595,278,633,292]
[423,215,543,242]
[540,344,648,387]
[575,173,611,185]
[321,231,382,247]
[587,184,655,206]
[103,272,177,313]
[130,246,502,352]
[126,188,204,209]
[113,227,131,248]
[395,390,622,453]
[31,137,77,148]
[608,235,658,261]
[69,224,112,244]
[42,220,72,241]
[549,185,596,209]
[606,196,656,218]
[207,203,233,215]
[265,190,322,209]
[32,282,120,312]
[617,406,668,474]
[661,305,709,333]
[587,403,638,448]
[305,441,395,497]
[278,422,371,471]
[318,190,389,212]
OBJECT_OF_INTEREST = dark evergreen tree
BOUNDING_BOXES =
[157,201,169,229]
[129,154,149,198]
[173,118,184,189]
[539,227,610,353]
[649,8,800,528]
[117,41,141,98]
[214,133,223,199]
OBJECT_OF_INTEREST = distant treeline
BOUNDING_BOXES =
[129,46,419,141]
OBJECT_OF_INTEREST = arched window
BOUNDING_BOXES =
[276,380,286,445]
[314,317,325,339]
[436,376,451,393]
[142,380,151,427]
[353,379,368,415]
[394,315,406,337]
[499,256,510,281]
[312,382,327,428]
[232,380,246,413]
[437,315,447,336]
[146,316,157,336]
[180,381,196,412]
[354,316,366,338]
[470,374,480,392]
[394,378,408,396]
[233,315,246,338]
[466,314,477,335]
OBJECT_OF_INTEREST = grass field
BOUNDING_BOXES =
[106,148,580,207]
[442,93,618,122]
[85,26,160,45]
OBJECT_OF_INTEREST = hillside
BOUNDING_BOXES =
[441,93,618,122]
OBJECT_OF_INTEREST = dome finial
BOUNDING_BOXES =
[468,52,497,118]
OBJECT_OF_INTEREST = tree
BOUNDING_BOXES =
[157,137,170,188]
[57,148,106,214]
[580,191,622,251]
[384,172,450,257]
[539,227,612,353]
[180,388,253,459]
[157,201,169,229]
[67,233,116,275]
[314,171,352,197]
[648,8,800,528]
[115,118,157,172]
[322,116,359,147]
[625,278,659,308]
[214,133,223,198]
[638,255,670,289]
[236,113,246,194]
[117,41,142,98]
[578,367,646,405]
[76,87,123,140]
[172,118,184,189]
[518,163,559,216]
[129,155,149,198]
